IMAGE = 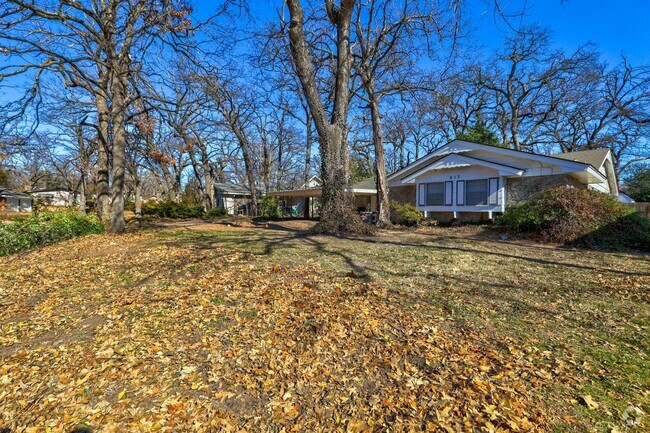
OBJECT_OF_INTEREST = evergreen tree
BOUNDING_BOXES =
[625,165,650,202]
[456,115,505,147]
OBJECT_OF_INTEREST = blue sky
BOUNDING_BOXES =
[191,0,650,65]
[465,0,650,65]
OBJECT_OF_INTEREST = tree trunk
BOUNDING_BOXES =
[286,0,368,234]
[78,175,87,214]
[304,111,312,185]
[76,122,87,215]
[241,139,258,216]
[364,79,391,227]
[134,176,142,216]
[109,74,127,233]
[95,93,111,225]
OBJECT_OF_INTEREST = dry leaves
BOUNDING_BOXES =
[0,230,610,432]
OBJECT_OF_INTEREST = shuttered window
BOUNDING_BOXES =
[488,178,499,205]
[418,183,425,206]
[465,179,488,205]
[426,182,445,206]
[456,180,465,206]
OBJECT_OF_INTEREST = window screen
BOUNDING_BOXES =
[426,182,445,206]
[465,179,488,205]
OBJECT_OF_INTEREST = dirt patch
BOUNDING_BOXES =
[0,314,106,357]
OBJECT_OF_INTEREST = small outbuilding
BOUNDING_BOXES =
[0,188,32,213]
[215,183,256,215]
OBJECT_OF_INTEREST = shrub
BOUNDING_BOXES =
[391,202,425,227]
[259,196,280,219]
[497,186,650,251]
[205,207,227,218]
[0,210,104,256]
[141,200,204,219]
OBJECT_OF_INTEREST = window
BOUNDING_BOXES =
[426,182,445,206]
[465,179,488,205]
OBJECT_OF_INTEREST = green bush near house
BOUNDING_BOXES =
[205,207,227,218]
[0,210,104,256]
[141,200,205,219]
[259,196,281,219]
[497,186,650,251]
[391,202,425,227]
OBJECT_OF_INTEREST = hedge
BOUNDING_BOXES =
[141,200,205,219]
[497,186,650,251]
[0,210,104,256]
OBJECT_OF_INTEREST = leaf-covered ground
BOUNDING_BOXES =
[1,222,648,432]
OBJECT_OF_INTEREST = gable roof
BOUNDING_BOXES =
[552,149,610,170]
[388,139,608,183]
[400,154,524,183]
[0,188,30,198]
[215,183,253,196]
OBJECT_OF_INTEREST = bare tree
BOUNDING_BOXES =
[0,0,193,232]
[285,0,373,234]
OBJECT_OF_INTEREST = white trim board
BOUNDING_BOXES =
[400,153,523,184]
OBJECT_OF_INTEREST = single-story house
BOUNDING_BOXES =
[215,183,256,215]
[0,188,32,213]
[268,177,377,218]
[29,188,79,207]
[387,139,618,222]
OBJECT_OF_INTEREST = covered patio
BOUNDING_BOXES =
[267,178,377,219]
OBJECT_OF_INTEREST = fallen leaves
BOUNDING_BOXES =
[0,228,647,432]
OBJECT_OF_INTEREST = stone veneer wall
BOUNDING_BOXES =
[506,174,584,204]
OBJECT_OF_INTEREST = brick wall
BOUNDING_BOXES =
[506,174,584,204]
[427,211,492,223]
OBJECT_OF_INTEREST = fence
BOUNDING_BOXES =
[628,202,650,220]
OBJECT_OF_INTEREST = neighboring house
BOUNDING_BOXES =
[29,188,79,207]
[215,183,256,215]
[387,139,618,222]
[0,188,32,213]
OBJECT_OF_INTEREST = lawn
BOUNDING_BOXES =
[1,222,648,432]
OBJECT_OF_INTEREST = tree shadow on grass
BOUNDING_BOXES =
[158,226,650,280]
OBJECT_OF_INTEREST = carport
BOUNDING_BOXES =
[267,177,377,218]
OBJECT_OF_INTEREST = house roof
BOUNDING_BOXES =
[215,183,253,196]
[266,177,378,198]
[0,188,31,199]
[552,148,610,169]
[351,177,376,190]
[400,154,524,184]
[387,140,610,185]
[29,187,76,193]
